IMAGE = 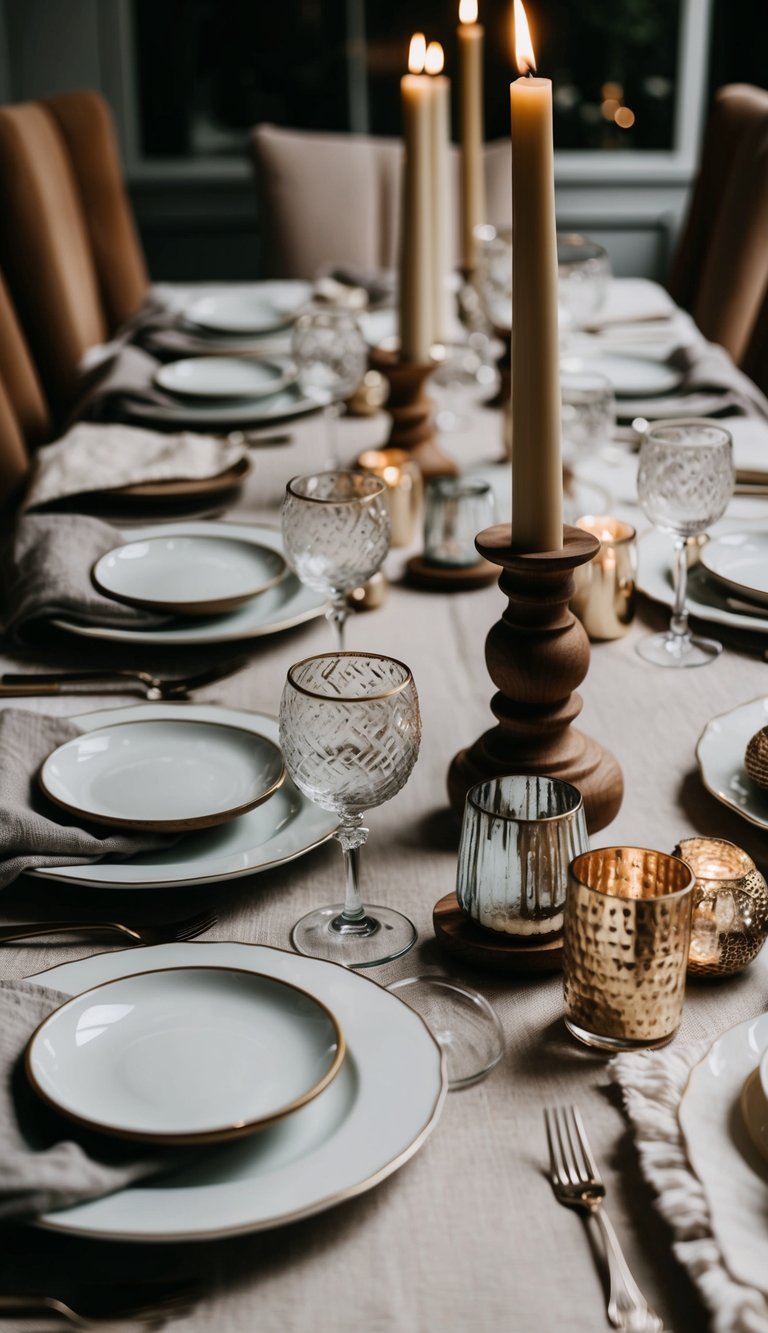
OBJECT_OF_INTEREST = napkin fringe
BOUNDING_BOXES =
[610,1047,768,1333]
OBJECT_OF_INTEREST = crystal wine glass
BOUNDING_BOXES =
[557,233,612,346]
[637,418,734,667]
[292,307,367,467]
[279,652,421,968]
[281,471,390,649]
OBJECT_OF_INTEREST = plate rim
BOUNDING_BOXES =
[695,694,768,832]
[123,382,329,428]
[637,528,768,635]
[91,534,288,615]
[183,294,297,336]
[154,355,295,401]
[38,717,286,833]
[562,351,683,397]
[698,530,768,607]
[27,941,447,1241]
[26,963,346,1145]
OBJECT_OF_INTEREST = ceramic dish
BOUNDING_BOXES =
[679,1013,768,1294]
[26,966,344,1144]
[92,535,287,615]
[698,530,768,607]
[29,703,336,889]
[696,696,768,832]
[183,292,302,336]
[111,458,251,502]
[562,352,683,397]
[39,718,285,832]
[155,357,296,401]
[637,528,768,636]
[30,942,447,1240]
[53,522,327,646]
[124,383,330,430]
[740,1068,768,1164]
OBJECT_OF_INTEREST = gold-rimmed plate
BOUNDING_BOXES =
[91,534,287,616]
[26,966,345,1144]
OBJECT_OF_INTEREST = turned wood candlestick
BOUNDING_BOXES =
[447,523,624,833]
[369,346,458,480]
[485,323,511,410]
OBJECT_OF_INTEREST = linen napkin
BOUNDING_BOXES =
[22,422,247,512]
[0,977,178,1221]
[610,1043,768,1333]
[617,339,768,424]
[0,710,175,889]
[1,512,165,642]
[586,277,678,330]
[74,344,185,422]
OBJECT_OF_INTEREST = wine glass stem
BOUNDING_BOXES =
[331,818,377,936]
[670,537,691,640]
[327,598,348,650]
[323,402,342,469]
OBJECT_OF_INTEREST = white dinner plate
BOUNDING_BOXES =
[39,718,285,832]
[29,704,336,889]
[92,535,287,615]
[562,352,683,397]
[30,942,446,1240]
[27,966,344,1144]
[699,530,768,607]
[696,696,768,832]
[638,528,768,636]
[183,292,303,336]
[740,1068,768,1164]
[54,522,327,646]
[679,1013,768,1294]
[124,382,330,430]
[155,356,296,401]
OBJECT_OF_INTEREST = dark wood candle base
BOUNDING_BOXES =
[369,346,458,480]
[433,893,564,973]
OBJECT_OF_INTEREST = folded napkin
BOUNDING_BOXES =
[0,977,178,1221]
[614,339,768,424]
[22,422,246,512]
[586,278,678,330]
[610,1042,768,1333]
[0,710,174,889]
[322,266,396,310]
[1,513,165,642]
[74,344,186,423]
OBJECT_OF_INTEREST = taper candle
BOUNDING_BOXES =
[426,42,453,345]
[458,0,486,273]
[509,0,563,552]
[400,34,435,363]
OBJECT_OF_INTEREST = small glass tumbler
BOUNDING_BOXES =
[559,370,616,470]
[563,847,695,1051]
[423,478,496,568]
[457,776,588,940]
[674,836,768,979]
[570,515,637,641]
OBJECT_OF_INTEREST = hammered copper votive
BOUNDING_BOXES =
[563,846,695,1051]
[674,836,768,979]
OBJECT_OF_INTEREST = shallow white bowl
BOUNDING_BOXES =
[92,534,287,616]
[155,356,295,401]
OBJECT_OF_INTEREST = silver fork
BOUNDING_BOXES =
[0,659,248,699]
[0,1288,195,1329]
[544,1106,663,1332]
[0,909,216,946]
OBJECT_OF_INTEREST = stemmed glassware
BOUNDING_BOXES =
[291,307,367,467]
[281,471,390,649]
[557,233,612,345]
[279,652,421,968]
[636,418,734,667]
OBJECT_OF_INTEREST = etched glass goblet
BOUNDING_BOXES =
[292,307,367,467]
[279,652,421,968]
[637,418,734,667]
[281,471,390,649]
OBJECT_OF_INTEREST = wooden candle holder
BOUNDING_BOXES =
[447,523,624,833]
[369,346,458,480]
[485,323,511,411]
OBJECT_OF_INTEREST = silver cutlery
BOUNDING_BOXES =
[544,1105,664,1332]
[0,909,217,946]
[0,1288,196,1329]
[0,659,248,699]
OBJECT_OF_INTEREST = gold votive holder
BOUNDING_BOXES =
[356,449,423,548]
[346,571,388,612]
[673,836,768,979]
[563,846,695,1051]
[570,515,637,641]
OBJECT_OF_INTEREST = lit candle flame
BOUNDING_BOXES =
[459,0,478,23]
[408,33,427,74]
[514,0,536,75]
[425,41,445,76]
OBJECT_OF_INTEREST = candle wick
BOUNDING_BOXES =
[526,68,535,77]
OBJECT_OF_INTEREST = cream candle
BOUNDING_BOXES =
[458,0,486,273]
[400,35,435,364]
[426,42,452,345]
[509,0,563,552]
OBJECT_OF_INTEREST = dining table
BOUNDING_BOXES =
[1,277,767,1333]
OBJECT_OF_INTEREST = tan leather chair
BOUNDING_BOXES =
[0,269,51,449]
[0,372,30,511]
[44,90,149,329]
[669,84,768,366]
[0,101,108,422]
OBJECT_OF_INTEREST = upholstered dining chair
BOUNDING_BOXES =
[0,371,30,511]
[0,268,51,450]
[668,83,768,367]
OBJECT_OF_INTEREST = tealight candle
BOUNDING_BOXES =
[570,514,637,641]
[674,836,768,978]
[356,449,423,547]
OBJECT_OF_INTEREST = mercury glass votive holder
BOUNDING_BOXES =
[674,836,768,979]
[356,449,423,547]
[456,775,588,940]
[570,515,637,641]
[423,477,496,567]
[563,846,695,1051]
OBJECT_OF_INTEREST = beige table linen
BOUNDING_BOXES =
[1,303,767,1331]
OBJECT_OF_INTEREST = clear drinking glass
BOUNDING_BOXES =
[636,418,734,667]
[557,233,612,341]
[279,652,421,968]
[423,477,496,568]
[292,307,368,467]
[559,370,616,469]
[430,336,500,432]
[281,471,390,649]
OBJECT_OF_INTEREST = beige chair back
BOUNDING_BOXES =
[0,269,51,449]
[0,370,29,511]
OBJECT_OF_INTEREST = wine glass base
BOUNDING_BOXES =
[291,904,417,969]
[386,976,505,1089]
[636,629,722,668]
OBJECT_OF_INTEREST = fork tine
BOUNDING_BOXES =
[561,1105,591,1184]
[544,1107,571,1189]
[175,913,217,942]
[544,1108,560,1180]
[570,1105,601,1183]
[554,1106,581,1188]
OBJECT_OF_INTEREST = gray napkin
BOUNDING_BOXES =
[1,513,165,642]
[619,340,768,422]
[0,710,175,889]
[75,344,177,423]
[0,977,177,1221]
